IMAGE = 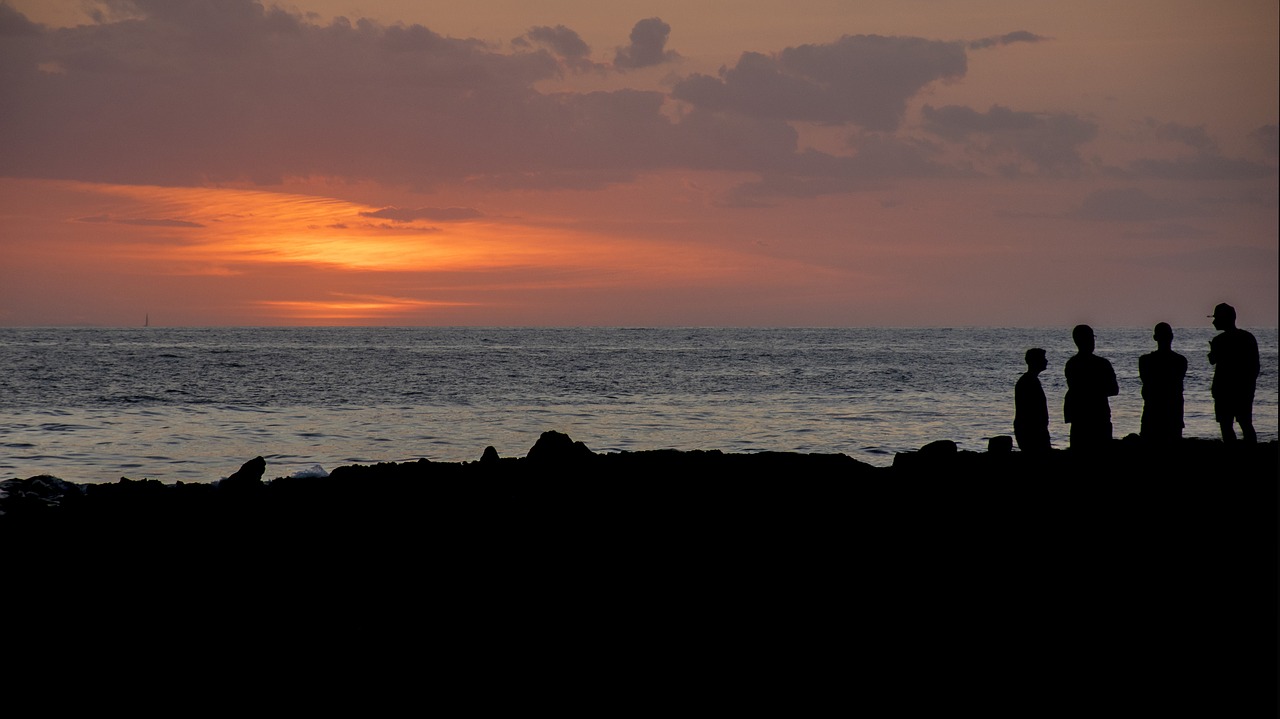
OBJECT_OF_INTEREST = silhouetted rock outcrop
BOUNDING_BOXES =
[218,455,265,491]
[1,433,1273,714]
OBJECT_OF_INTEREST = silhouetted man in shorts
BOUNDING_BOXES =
[1208,303,1259,444]
[1139,322,1187,443]
[1015,348,1050,453]
[1064,324,1119,450]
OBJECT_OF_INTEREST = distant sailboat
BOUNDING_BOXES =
[145,313,149,328]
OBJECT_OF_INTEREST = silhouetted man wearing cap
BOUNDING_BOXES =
[1139,323,1187,443]
[1064,324,1118,450]
[1208,303,1259,444]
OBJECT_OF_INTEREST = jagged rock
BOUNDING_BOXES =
[526,430,593,463]
[218,456,266,491]
[0,475,84,515]
[481,446,500,463]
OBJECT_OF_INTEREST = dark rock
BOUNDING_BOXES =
[919,439,958,455]
[892,439,960,473]
[987,435,1013,453]
[219,456,265,488]
[480,446,500,463]
[526,430,593,463]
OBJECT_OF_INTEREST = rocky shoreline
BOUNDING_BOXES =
[3,430,1274,711]
[3,430,1276,527]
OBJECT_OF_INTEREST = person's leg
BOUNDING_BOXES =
[1240,408,1257,444]
[1219,420,1237,442]
[1216,398,1237,442]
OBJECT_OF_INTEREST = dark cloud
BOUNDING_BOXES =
[720,135,954,204]
[1251,124,1279,158]
[672,35,966,130]
[921,104,1097,175]
[967,31,1047,50]
[1129,155,1275,181]
[1,1,1259,206]
[922,104,1042,140]
[0,3,42,36]
[1118,120,1276,180]
[842,133,949,177]
[360,207,483,222]
[515,24,601,72]
[1148,120,1217,152]
[519,25,589,59]
[613,17,679,70]
[0,1,564,186]
[75,215,205,228]
[1070,188,1199,222]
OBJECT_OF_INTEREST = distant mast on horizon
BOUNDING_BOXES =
[144,313,149,328]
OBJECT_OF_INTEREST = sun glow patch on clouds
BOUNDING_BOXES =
[54,180,680,274]
[255,294,474,321]
[2,177,820,325]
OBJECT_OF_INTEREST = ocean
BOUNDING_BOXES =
[1,327,1275,484]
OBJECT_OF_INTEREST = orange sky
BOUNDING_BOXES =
[1,0,1276,326]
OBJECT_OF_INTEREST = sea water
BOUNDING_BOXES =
[1,327,1275,483]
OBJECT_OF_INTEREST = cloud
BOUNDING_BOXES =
[1148,120,1217,153]
[1118,120,1276,180]
[967,31,1047,50]
[514,24,600,72]
[75,214,205,228]
[613,17,679,70]
[672,35,966,130]
[360,207,484,222]
[0,1,566,186]
[719,136,953,204]
[0,1,1260,206]
[0,3,41,36]
[1251,124,1279,158]
[366,223,442,233]
[1129,155,1275,181]
[1069,188,1200,222]
[921,104,1098,175]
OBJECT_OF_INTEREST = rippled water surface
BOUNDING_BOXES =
[1,327,1275,483]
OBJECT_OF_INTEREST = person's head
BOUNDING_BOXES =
[1210,303,1236,331]
[1025,347,1047,372]
[1153,322,1173,347]
[1072,324,1095,354]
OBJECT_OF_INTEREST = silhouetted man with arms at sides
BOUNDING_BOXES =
[1015,348,1050,452]
[1064,324,1119,450]
[1139,323,1187,443]
[1208,303,1260,444]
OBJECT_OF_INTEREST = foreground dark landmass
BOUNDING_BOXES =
[3,432,1275,710]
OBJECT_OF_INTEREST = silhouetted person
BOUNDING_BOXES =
[1138,323,1187,443]
[1015,348,1051,453]
[1064,324,1119,450]
[1208,303,1260,444]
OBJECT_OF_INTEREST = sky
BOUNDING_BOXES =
[1,0,1276,327]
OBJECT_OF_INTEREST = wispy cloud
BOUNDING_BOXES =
[967,31,1048,50]
[359,207,483,222]
[75,215,205,228]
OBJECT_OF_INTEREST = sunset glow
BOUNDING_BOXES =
[1,0,1275,327]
